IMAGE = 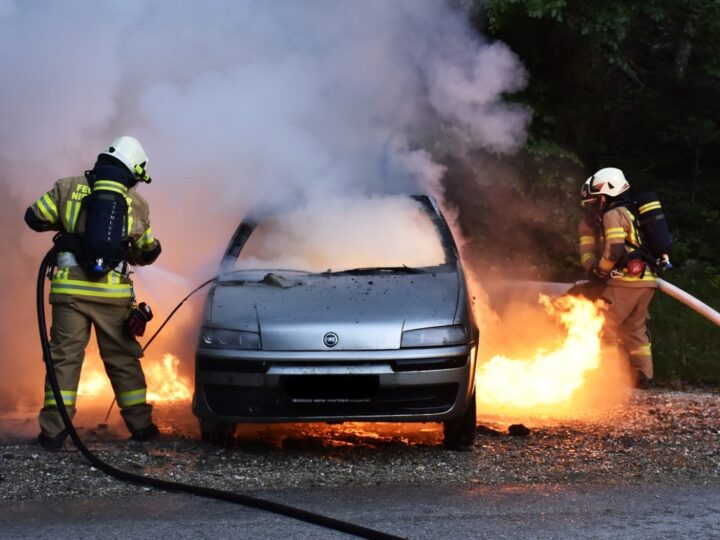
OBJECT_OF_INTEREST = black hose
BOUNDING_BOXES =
[104,276,217,421]
[142,277,216,351]
[37,250,405,540]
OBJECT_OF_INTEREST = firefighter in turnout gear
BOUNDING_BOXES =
[25,136,163,449]
[578,167,657,389]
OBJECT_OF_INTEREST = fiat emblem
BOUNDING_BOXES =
[323,332,339,348]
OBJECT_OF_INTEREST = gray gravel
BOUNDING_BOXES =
[1,388,719,501]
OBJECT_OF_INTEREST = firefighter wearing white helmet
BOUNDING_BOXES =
[577,167,657,389]
[586,167,630,197]
[24,136,162,449]
[102,135,152,183]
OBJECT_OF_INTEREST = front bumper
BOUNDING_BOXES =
[193,345,476,425]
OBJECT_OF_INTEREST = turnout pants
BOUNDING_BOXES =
[39,300,154,438]
[600,285,656,379]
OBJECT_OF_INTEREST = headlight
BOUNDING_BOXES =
[199,328,261,350]
[401,325,467,348]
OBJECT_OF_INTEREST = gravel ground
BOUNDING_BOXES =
[1,388,719,501]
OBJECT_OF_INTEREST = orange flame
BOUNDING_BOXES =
[77,368,108,398]
[77,353,192,404]
[475,294,609,417]
[146,354,192,403]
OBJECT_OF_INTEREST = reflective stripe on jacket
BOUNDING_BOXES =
[28,176,159,304]
[577,218,600,272]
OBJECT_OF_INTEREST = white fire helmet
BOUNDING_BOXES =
[585,167,629,198]
[101,136,151,183]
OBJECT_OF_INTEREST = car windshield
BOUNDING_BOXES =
[234,197,449,273]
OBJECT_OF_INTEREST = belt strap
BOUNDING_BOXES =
[56,251,128,275]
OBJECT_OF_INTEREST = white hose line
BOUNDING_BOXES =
[498,279,720,327]
[656,278,720,327]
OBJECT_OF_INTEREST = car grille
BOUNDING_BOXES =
[197,355,467,374]
[204,378,458,417]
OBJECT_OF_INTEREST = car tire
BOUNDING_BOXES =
[200,420,237,446]
[442,391,476,451]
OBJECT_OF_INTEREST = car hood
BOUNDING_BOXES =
[208,269,460,351]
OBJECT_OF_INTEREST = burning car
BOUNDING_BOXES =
[192,195,478,449]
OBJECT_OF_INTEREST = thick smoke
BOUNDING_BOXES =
[0,1,529,412]
[235,197,447,273]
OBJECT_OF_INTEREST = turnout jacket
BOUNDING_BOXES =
[578,206,657,289]
[27,176,160,305]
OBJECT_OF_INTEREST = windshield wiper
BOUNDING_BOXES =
[324,265,426,275]
[222,268,309,276]
[218,269,310,285]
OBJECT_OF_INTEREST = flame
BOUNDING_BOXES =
[235,422,442,447]
[77,368,109,398]
[475,294,609,417]
[76,352,192,405]
[146,354,192,403]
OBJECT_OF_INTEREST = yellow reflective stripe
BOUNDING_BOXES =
[581,253,597,263]
[64,200,81,232]
[37,193,59,222]
[128,205,134,235]
[118,388,147,408]
[134,227,155,249]
[580,236,596,246]
[51,277,133,298]
[629,344,652,357]
[93,180,128,195]
[628,223,640,245]
[52,268,69,280]
[44,390,77,399]
[606,232,626,240]
[44,390,77,407]
[50,285,133,298]
[638,202,662,214]
[51,277,131,290]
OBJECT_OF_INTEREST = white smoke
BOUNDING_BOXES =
[2,2,528,205]
[0,0,529,409]
[235,196,448,273]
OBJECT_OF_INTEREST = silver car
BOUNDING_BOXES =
[192,195,478,449]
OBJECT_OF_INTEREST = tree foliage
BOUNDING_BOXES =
[457,0,720,382]
[468,0,720,269]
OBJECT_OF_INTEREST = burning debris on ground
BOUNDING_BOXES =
[1,389,718,501]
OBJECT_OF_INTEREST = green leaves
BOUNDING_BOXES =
[466,0,720,381]
[651,267,720,383]
[485,0,567,31]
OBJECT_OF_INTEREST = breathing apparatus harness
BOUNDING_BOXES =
[36,245,403,540]
[605,192,673,279]
[573,191,673,301]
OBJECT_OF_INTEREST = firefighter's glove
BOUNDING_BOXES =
[587,266,609,285]
[128,302,153,337]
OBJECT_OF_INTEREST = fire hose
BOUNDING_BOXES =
[567,277,720,327]
[36,248,404,540]
[655,278,720,327]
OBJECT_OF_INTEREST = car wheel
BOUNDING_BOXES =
[442,391,476,451]
[200,420,237,446]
